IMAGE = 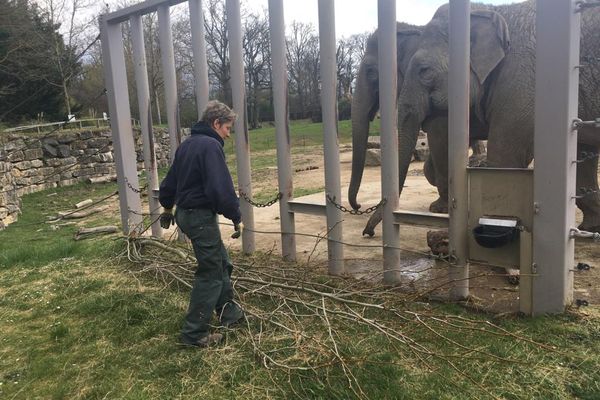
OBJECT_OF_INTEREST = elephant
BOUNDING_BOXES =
[352,0,600,237]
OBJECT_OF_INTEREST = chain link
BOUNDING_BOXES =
[572,117,600,130]
[574,151,600,164]
[239,191,282,208]
[125,178,147,194]
[326,194,386,215]
[570,228,600,241]
[574,187,600,199]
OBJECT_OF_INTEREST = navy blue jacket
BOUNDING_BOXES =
[159,122,242,224]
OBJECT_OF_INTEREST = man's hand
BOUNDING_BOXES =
[231,222,243,239]
[160,209,175,229]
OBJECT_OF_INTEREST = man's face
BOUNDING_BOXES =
[212,120,233,140]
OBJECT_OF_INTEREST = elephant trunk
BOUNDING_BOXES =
[397,107,424,196]
[348,66,378,210]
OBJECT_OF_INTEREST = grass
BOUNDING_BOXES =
[1,119,599,399]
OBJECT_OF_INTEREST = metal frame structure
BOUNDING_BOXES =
[100,0,584,314]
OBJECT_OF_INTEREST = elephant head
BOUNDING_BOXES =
[348,23,421,211]
[394,9,510,204]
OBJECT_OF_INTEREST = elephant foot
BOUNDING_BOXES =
[429,197,448,214]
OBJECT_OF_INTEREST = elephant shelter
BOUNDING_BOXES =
[100,0,599,316]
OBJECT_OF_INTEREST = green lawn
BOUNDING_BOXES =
[1,120,599,399]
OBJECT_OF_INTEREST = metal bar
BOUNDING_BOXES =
[268,0,296,261]
[158,5,181,163]
[104,0,187,24]
[189,0,210,117]
[99,16,143,234]
[377,0,401,284]
[393,210,449,228]
[532,0,579,314]
[447,0,471,300]
[226,0,255,254]
[288,200,327,216]
[519,231,533,315]
[130,14,163,238]
[318,0,344,276]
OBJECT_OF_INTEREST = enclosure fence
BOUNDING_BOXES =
[100,0,597,315]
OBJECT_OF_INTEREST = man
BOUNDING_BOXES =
[159,100,244,348]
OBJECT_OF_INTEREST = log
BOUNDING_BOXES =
[74,225,118,240]
[75,199,93,208]
[56,205,108,220]
[87,175,117,184]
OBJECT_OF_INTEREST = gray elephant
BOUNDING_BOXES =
[352,0,600,237]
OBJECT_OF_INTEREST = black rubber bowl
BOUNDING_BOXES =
[472,225,519,248]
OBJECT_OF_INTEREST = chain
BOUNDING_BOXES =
[570,228,600,241]
[239,191,282,208]
[576,0,600,12]
[125,178,147,194]
[574,187,600,199]
[326,194,386,215]
[574,151,600,163]
[572,117,600,130]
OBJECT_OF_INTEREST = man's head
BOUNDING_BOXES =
[201,100,237,139]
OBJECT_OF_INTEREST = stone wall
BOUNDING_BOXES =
[0,127,179,229]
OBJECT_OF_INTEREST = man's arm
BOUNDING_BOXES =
[203,143,241,224]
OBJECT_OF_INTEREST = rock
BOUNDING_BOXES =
[79,130,94,140]
[42,138,59,147]
[413,137,430,161]
[57,144,71,158]
[8,150,24,162]
[365,149,381,166]
[427,229,449,255]
[367,136,380,149]
[42,142,58,157]
[24,148,43,160]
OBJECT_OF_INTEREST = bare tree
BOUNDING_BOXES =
[37,0,101,117]
[286,21,319,120]
[243,12,270,129]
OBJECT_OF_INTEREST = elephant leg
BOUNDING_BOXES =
[424,119,449,213]
[424,154,437,186]
[576,143,600,233]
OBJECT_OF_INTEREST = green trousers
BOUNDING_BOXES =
[175,208,244,344]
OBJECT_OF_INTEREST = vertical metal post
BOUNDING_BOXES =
[157,5,181,162]
[378,0,401,284]
[226,0,255,253]
[532,0,579,314]
[447,0,470,300]
[189,0,210,117]
[99,16,143,235]
[130,14,163,238]
[318,0,344,275]
[268,0,296,261]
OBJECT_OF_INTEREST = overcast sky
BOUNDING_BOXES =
[243,0,519,37]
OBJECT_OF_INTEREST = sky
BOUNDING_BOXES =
[243,0,519,38]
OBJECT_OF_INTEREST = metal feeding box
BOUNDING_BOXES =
[467,168,533,268]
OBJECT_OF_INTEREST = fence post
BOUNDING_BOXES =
[268,0,296,261]
[99,15,143,234]
[189,0,210,117]
[378,0,401,284]
[532,0,579,314]
[226,0,255,254]
[447,0,471,300]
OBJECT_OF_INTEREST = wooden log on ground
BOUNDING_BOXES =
[74,225,118,240]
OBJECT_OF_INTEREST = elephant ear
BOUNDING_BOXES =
[396,28,421,73]
[470,10,510,84]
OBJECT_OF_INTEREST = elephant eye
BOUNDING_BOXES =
[419,66,434,83]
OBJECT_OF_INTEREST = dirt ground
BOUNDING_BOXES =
[178,146,599,314]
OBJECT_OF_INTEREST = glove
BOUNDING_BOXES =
[231,222,243,239]
[159,210,175,229]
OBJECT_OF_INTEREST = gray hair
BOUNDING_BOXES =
[200,100,237,126]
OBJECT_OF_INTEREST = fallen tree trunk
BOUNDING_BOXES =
[74,225,119,240]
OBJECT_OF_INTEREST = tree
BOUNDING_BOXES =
[242,12,270,129]
[286,21,319,120]
[0,0,70,123]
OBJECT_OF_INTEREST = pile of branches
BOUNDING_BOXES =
[122,236,561,399]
